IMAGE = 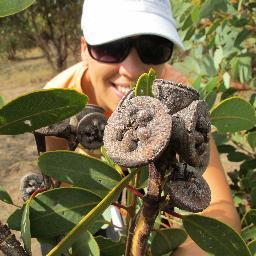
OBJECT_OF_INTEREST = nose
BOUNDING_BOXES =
[118,48,149,82]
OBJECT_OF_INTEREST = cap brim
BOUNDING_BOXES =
[83,11,184,50]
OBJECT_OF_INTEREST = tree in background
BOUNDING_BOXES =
[0,0,83,72]
[26,0,83,72]
[0,14,36,60]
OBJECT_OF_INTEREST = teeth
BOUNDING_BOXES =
[116,85,130,94]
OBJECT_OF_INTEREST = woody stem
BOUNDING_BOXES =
[130,163,164,256]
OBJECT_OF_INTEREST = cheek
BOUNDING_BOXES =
[88,60,116,86]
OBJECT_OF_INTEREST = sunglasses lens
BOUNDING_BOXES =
[88,39,130,63]
[137,36,173,65]
[88,36,173,65]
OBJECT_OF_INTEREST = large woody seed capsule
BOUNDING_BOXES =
[165,163,211,213]
[103,96,172,167]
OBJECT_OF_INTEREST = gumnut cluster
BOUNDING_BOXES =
[20,105,107,201]
[35,104,107,151]
[103,79,211,213]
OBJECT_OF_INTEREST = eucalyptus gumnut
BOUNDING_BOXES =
[171,100,211,174]
[77,111,107,149]
[35,104,107,150]
[103,96,172,167]
[165,163,211,213]
[152,79,199,115]
[116,88,135,110]
[20,172,51,201]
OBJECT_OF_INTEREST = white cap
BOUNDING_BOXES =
[81,0,184,50]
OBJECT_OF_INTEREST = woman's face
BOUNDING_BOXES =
[81,37,166,114]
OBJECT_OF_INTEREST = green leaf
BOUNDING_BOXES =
[210,97,256,133]
[240,160,256,174]
[213,47,223,70]
[183,215,251,256]
[200,0,228,19]
[137,166,149,189]
[212,132,229,145]
[101,146,116,168]
[148,68,156,91]
[72,231,100,256]
[0,96,4,108]
[243,210,256,226]
[235,30,252,47]
[135,68,156,97]
[248,240,256,255]
[47,170,137,256]
[247,132,256,150]
[0,89,87,135]
[21,200,32,255]
[205,91,217,110]
[151,228,187,256]
[192,76,202,90]
[7,208,23,230]
[184,26,195,41]
[135,73,148,96]
[250,189,256,209]
[250,94,256,109]
[0,0,35,17]
[217,144,236,154]
[242,171,256,191]
[191,5,200,24]
[39,151,122,198]
[223,72,231,89]
[11,188,102,239]
[0,185,13,205]
[204,77,219,93]
[95,236,125,256]
[231,56,252,82]
[220,88,238,101]
[181,14,192,31]
[101,146,124,177]
[227,151,250,162]
[242,225,256,241]
[207,20,221,35]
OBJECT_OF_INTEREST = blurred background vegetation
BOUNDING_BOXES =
[0,0,83,72]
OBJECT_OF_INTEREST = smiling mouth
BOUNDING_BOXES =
[112,83,131,95]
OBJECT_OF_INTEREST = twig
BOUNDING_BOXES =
[126,185,144,199]
[125,212,139,256]
[163,209,184,220]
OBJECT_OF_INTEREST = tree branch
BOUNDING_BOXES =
[0,221,28,256]
[130,163,164,255]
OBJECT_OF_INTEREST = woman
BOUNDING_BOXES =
[44,0,241,255]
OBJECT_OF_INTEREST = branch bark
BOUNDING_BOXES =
[130,163,164,255]
[0,221,28,256]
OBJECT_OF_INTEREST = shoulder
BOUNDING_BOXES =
[162,63,190,85]
[44,62,86,89]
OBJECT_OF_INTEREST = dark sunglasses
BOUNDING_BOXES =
[87,35,174,65]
